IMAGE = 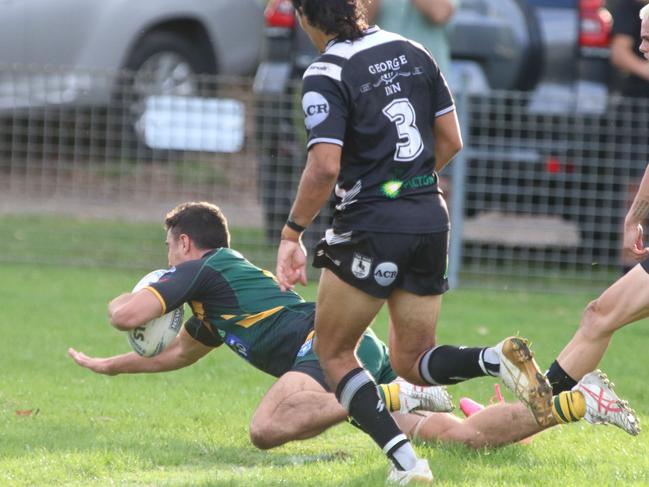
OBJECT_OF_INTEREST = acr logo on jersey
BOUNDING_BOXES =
[374,262,399,286]
[303,91,330,129]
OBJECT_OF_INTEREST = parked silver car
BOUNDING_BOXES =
[0,0,264,110]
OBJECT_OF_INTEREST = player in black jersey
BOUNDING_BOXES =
[68,202,637,457]
[274,1,556,482]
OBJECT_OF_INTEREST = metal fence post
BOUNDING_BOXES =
[447,77,470,289]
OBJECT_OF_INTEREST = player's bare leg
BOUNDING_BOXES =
[396,369,641,448]
[250,369,456,450]
[555,264,649,381]
[249,371,347,449]
[394,403,546,449]
[313,269,385,387]
[387,289,553,426]
[385,289,440,385]
[313,269,424,476]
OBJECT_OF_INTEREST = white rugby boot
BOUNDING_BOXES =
[496,336,554,427]
[387,458,434,485]
[573,370,640,436]
[394,378,454,413]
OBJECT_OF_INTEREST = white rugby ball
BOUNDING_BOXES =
[127,269,184,357]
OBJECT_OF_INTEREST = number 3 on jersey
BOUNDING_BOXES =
[382,98,424,162]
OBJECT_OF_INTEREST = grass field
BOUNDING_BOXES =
[2,256,649,487]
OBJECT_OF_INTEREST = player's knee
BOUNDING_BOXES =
[389,351,426,385]
[249,420,281,450]
[580,299,615,339]
[391,362,418,384]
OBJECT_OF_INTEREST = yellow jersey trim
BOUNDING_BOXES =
[236,306,284,328]
[144,286,166,314]
[304,330,315,343]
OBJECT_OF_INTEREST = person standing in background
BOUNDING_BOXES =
[611,0,649,97]
[371,0,456,77]
[369,0,456,198]
[609,0,649,272]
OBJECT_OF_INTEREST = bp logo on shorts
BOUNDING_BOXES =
[351,253,372,279]
[302,91,330,129]
[374,262,398,286]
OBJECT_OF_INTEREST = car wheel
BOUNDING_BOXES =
[117,31,215,153]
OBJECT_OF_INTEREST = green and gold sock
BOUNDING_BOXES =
[551,390,586,424]
[378,383,401,412]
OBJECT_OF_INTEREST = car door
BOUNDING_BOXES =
[0,0,24,65]
[0,0,25,109]
[22,0,100,68]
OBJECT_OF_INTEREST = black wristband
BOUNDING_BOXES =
[286,217,307,233]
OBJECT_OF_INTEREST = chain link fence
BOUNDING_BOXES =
[1,66,646,289]
[448,89,648,290]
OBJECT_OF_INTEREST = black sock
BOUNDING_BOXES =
[546,360,577,395]
[347,417,364,431]
[336,367,416,470]
[418,345,489,385]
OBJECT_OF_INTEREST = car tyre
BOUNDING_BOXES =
[114,31,215,158]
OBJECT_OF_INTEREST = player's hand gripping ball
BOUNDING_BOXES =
[127,269,184,357]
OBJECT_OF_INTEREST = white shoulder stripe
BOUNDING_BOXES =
[435,105,455,117]
[407,39,434,60]
[303,62,342,82]
[307,137,344,149]
[325,27,405,60]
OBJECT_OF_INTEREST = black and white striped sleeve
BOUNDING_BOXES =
[301,56,349,150]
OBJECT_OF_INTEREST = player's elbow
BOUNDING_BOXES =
[108,308,141,331]
[448,134,463,157]
[310,161,339,186]
[306,148,341,184]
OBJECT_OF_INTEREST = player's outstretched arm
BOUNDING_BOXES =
[68,328,213,375]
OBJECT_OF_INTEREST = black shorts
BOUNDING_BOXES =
[313,229,449,299]
[291,360,330,390]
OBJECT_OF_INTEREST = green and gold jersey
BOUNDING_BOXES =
[147,248,314,377]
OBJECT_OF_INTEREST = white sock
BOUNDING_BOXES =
[391,442,418,471]
[481,347,501,377]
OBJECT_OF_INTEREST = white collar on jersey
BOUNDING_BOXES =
[324,25,381,52]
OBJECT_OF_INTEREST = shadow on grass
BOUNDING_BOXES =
[1,421,353,468]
